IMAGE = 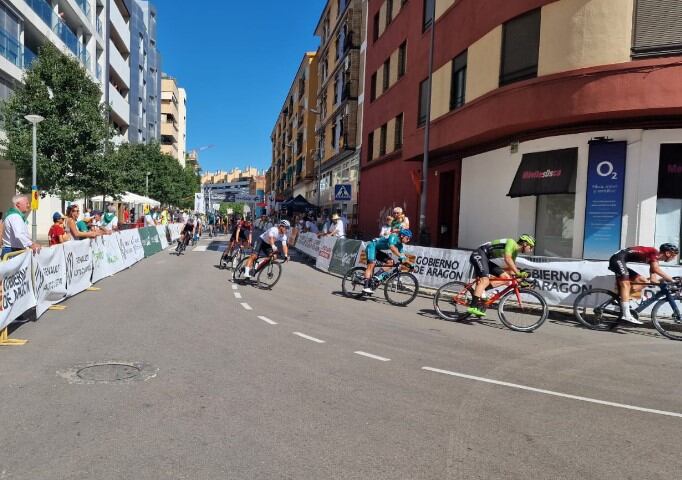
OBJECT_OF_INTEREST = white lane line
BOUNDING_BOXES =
[354,351,390,362]
[240,303,253,311]
[258,316,278,325]
[231,285,238,290]
[293,332,326,344]
[234,292,242,299]
[422,367,682,418]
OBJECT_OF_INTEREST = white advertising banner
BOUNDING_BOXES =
[33,245,68,317]
[315,237,337,272]
[156,225,169,249]
[403,245,473,289]
[90,236,111,284]
[296,233,322,258]
[117,229,143,268]
[0,252,36,330]
[64,240,93,297]
[104,234,126,275]
[194,193,205,214]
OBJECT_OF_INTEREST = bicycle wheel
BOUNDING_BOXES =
[256,261,282,289]
[341,267,366,298]
[433,281,473,321]
[652,297,682,341]
[384,272,419,306]
[497,289,548,332]
[573,288,620,331]
[232,257,249,283]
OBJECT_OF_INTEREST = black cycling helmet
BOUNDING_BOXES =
[660,243,679,255]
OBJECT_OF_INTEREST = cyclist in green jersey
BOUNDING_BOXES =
[467,234,536,317]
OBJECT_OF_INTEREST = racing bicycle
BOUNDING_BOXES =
[219,241,253,270]
[573,279,682,340]
[233,253,285,289]
[433,275,548,332]
[341,261,419,307]
[175,231,192,255]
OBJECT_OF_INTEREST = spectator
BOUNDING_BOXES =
[100,205,119,232]
[65,204,103,240]
[91,210,103,230]
[144,208,156,226]
[160,208,169,225]
[391,207,410,232]
[123,206,130,224]
[380,215,394,238]
[130,207,136,224]
[319,213,346,238]
[1,194,41,257]
[48,212,70,246]
[305,214,319,234]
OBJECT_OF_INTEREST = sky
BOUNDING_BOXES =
[156,0,326,174]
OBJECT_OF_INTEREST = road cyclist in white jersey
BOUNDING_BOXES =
[243,220,290,279]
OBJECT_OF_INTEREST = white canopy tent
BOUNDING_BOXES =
[90,192,161,207]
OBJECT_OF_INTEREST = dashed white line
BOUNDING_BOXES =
[234,292,242,299]
[240,303,253,311]
[231,285,238,290]
[293,332,325,344]
[354,351,390,362]
[258,316,278,325]
[422,367,682,418]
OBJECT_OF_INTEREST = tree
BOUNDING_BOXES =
[1,43,115,198]
[219,202,245,216]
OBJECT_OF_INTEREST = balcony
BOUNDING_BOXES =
[0,27,21,67]
[109,85,130,126]
[75,0,90,18]
[109,2,130,52]
[25,0,52,26]
[53,19,79,56]
[23,46,37,69]
[108,40,129,86]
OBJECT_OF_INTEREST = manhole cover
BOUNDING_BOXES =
[77,363,141,382]
[57,361,158,384]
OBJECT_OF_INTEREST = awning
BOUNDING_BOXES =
[90,192,161,206]
[507,148,577,198]
[658,144,682,199]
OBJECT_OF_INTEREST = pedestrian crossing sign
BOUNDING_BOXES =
[334,184,352,201]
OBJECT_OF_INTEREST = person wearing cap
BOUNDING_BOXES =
[48,212,70,246]
[319,213,346,238]
[390,207,410,233]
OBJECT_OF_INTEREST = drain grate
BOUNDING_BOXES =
[77,363,141,382]
[57,361,158,385]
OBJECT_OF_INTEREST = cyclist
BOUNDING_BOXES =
[178,216,195,250]
[362,228,413,294]
[467,235,536,317]
[222,215,253,264]
[608,243,679,324]
[243,220,290,279]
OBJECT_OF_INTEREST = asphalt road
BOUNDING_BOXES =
[1,234,681,479]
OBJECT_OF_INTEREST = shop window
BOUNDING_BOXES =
[655,144,682,263]
[655,199,681,263]
[500,9,541,86]
[535,194,575,258]
[450,50,467,110]
[632,0,682,58]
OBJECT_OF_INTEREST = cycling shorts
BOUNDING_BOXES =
[365,242,392,264]
[608,253,640,281]
[258,240,274,257]
[232,228,249,242]
[470,248,505,278]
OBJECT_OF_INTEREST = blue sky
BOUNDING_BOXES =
[157,0,325,174]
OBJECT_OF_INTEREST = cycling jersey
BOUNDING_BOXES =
[366,233,404,263]
[479,239,519,260]
[259,226,287,244]
[608,246,659,280]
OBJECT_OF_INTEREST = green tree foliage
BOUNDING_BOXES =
[219,202,245,216]
[1,44,113,197]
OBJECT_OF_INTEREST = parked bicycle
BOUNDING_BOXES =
[341,261,419,307]
[573,278,682,340]
[233,253,285,289]
[433,275,548,332]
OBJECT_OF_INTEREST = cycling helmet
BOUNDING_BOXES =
[279,219,291,228]
[399,228,413,239]
[660,243,679,254]
[518,234,536,247]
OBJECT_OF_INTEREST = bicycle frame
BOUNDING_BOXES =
[600,282,682,318]
[459,276,530,308]
[372,261,413,285]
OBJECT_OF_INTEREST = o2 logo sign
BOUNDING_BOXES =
[596,161,618,180]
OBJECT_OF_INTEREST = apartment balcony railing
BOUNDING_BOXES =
[23,45,37,69]
[25,0,52,26]
[0,26,21,67]
[96,17,103,36]
[54,21,79,56]
[75,0,90,18]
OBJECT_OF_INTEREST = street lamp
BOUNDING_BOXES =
[24,114,44,242]
[145,171,151,198]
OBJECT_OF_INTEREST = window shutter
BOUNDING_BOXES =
[633,0,682,58]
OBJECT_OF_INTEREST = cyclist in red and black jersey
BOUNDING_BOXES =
[229,216,253,250]
[608,244,679,324]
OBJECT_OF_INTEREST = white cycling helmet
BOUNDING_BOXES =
[279,220,291,228]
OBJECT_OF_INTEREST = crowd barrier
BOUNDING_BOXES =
[0,223,183,343]
[289,230,682,309]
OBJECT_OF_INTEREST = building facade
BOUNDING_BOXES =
[202,167,263,185]
[177,87,186,167]
[270,52,319,204]
[160,73,183,163]
[360,0,682,259]
[313,0,364,224]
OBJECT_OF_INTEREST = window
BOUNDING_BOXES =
[382,58,390,91]
[379,124,387,156]
[417,78,429,127]
[398,41,407,78]
[370,72,377,101]
[633,0,682,58]
[535,194,575,258]
[655,144,682,264]
[450,50,467,110]
[500,9,541,86]
[423,0,435,31]
[373,13,380,42]
[367,132,374,161]
[386,0,393,28]
[394,113,403,150]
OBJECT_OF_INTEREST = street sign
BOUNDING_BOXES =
[334,184,352,201]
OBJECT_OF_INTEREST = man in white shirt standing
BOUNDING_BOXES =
[1,194,41,258]
[320,213,345,238]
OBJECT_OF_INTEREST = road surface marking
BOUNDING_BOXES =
[354,351,390,362]
[193,245,208,252]
[241,303,253,311]
[293,332,325,344]
[422,367,682,418]
[231,285,238,290]
[258,316,277,325]
[234,292,242,299]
